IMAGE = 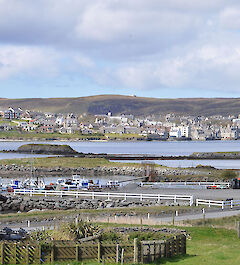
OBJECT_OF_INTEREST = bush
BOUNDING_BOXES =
[30,221,101,242]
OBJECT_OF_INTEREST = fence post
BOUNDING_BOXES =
[38,244,41,264]
[25,245,29,265]
[222,201,224,210]
[1,243,4,264]
[237,221,240,239]
[202,208,205,224]
[133,238,138,263]
[140,243,144,263]
[121,248,124,265]
[190,196,194,206]
[98,241,101,263]
[174,195,177,204]
[51,245,55,263]
[116,244,119,263]
[76,245,79,261]
[13,244,17,264]
[92,192,95,200]
[196,199,199,207]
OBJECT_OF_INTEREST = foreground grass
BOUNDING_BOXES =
[170,226,240,265]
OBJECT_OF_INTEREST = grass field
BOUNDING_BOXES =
[105,133,145,140]
[0,131,106,140]
[0,156,142,168]
[168,226,240,265]
[184,213,240,230]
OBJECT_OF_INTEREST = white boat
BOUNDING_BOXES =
[106,180,120,189]
[57,178,78,191]
[6,179,23,192]
[22,178,45,190]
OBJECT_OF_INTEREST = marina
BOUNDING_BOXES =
[0,175,123,193]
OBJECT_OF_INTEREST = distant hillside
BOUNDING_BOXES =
[0,95,240,116]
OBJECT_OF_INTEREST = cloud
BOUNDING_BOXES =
[0,0,240,95]
[0,46,58,79]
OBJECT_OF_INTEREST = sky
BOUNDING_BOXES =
[1,0,240,99]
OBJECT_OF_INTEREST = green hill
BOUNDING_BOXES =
[0,95,240,116]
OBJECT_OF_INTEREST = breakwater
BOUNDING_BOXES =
[0,195,185,213]
[0,164,221,181]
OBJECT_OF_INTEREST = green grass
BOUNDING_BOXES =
[0,131,106,140]
[106,133,145,140]
[0,120,16,126]
[184,213,240,230]
[0,130,146,141]
[165,226,240,265]
[0,156,142,168]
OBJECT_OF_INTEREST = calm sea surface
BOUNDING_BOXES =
[1,140,240,169]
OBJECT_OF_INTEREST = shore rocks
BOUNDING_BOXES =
[191,151,240,159]
[0,196,181,213]
[0,163,217,179]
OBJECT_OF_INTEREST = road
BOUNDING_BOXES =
[119,184,240,200]
[1,208,240,232]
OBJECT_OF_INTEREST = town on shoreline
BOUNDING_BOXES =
[1,107,240,141]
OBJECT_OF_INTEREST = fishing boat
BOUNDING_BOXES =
[106,180,120,189]
[56,178,78,191]
[6,180,22,192]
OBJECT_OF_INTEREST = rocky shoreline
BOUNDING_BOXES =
[0,195,188,213]
[0,164,221,180]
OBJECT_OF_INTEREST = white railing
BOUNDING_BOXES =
[13,189,194,206]
[196,199,240,209]
[141,182,230,189]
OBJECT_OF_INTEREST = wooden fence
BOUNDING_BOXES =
[0,235,186,264]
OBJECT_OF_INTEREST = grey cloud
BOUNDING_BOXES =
[0,0,240,93]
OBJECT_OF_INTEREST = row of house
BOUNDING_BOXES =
[1,106,240,140]
[0,108,23,119]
